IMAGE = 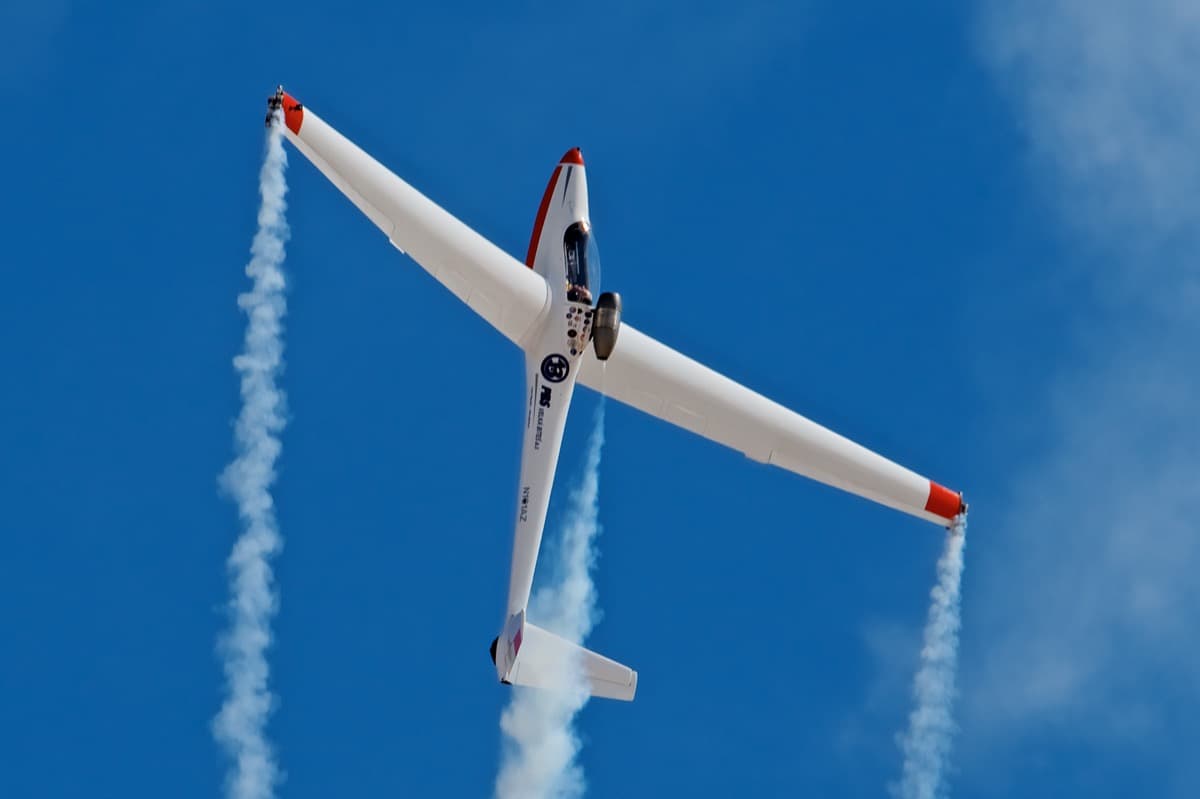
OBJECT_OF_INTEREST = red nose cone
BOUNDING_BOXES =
[281,91,304,135]
[560,147,584,165]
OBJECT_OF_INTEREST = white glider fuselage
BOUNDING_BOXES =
[495,151,595,682]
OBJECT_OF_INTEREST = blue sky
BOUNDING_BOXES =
[2,1,1198,797]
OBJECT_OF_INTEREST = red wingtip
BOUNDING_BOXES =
[560,147,584,165]
[281,91,304,135]
[925,482,964,520]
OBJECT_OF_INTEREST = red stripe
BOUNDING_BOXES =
[525,165,561,268]
[924,481,963,519]
[281,91,304,134]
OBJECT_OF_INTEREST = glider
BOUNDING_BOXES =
[267,87,966,702]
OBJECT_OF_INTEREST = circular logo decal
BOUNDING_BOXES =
[540,354,570,383]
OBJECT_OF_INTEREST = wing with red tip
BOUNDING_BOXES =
[576,326,964,526]
[276,92,550,347]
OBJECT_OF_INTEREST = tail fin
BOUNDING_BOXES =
[508,622,638,702]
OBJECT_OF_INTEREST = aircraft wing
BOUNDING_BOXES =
[274,92,550,347]
[576,324,964,526]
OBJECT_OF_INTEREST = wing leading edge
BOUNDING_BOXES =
[271,89,962,526]
[275,92,550,347]
[576,324,964,526]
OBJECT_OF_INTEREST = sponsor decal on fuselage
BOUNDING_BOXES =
[540,354,569,383]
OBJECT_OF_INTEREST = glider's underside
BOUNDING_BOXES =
[268,87,965,702]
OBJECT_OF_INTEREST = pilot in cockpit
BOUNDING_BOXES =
[567,284,593,304]
[564,221,594,304]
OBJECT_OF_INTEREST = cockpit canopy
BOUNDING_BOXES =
[563,221,600,304]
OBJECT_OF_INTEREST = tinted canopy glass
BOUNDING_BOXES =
[563,221,599,303]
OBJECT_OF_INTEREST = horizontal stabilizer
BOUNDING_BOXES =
[508,622,637,702]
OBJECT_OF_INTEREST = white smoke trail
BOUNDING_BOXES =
[893,517,968,799]
[213,114,290,799]
[495,405,606,799]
